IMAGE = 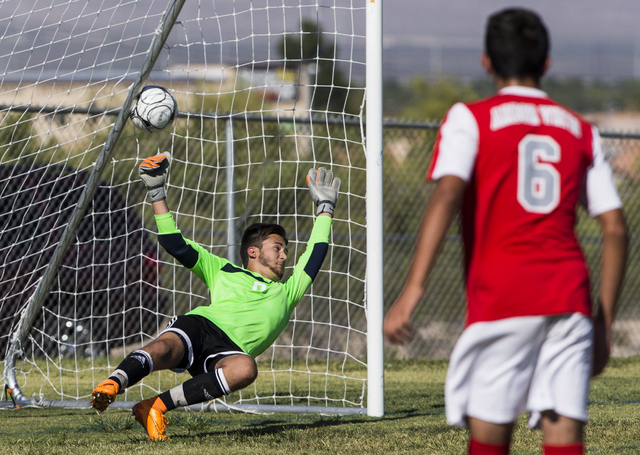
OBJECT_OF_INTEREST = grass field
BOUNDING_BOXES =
[1,358,640,455]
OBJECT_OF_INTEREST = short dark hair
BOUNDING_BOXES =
[485,8,549,82]
[240,223,288,268]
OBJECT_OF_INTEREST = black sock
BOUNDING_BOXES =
[108,350,153,393]
[158,369,230,411]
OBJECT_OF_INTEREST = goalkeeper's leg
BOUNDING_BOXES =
[91,333,185,411]
[133,354,257,441]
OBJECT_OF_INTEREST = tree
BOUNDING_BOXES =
[385,77,482,121]
[277,19,362,115]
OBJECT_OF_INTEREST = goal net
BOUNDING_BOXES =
[0,0,381,416]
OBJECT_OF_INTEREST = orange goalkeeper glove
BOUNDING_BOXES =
[138,152,171,202]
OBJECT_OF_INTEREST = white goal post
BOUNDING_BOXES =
[0,0,384,417]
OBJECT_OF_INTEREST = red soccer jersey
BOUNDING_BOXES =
[428,86,621,325]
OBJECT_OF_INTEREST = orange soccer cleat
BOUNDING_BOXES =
[91,379,119,412]
[132,397,169,441]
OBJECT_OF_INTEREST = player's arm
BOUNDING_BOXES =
[138,153,201,272]
[384,103,477,345]
[383,175,466,344]
[284,168,340,305]
[584,125,628,375]
[592,208,627,376]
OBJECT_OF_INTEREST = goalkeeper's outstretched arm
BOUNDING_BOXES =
[139,152,199,268]
[152,199,170,216]
[279,167,340,306]
[139,158,341,273]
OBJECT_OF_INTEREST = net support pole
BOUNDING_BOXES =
[226,118,237,264]
[3,0,187,406]
[365,0,384,417]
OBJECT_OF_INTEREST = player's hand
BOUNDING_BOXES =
[592,308,611,377]
[138,152,171,202]
[384,288,422,344]
[384,302,414,344]
[307,167,340,217]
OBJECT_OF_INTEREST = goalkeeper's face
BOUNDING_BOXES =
[256,234,288,281]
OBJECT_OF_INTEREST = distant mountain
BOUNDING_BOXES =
[1,0,638,84]
[384,41,640,82]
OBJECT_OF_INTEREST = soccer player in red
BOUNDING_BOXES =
[384,8,627,455]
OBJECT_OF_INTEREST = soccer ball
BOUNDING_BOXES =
[130,85,177,133]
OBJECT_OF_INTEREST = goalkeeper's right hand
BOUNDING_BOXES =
[307,167,340,217]
[138,152,171,202]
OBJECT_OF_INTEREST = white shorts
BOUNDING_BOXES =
[445,313,593,428]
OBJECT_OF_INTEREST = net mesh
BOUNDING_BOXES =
[0,0,368,411]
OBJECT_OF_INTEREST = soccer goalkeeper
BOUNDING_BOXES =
[91,153,340,441]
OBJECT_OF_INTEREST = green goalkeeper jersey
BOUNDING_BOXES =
[155,213,332,357]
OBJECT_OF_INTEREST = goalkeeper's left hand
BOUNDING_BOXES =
[138,152,171,202]
[307,167,340,217]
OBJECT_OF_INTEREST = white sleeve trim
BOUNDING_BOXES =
[585,125,622,217]
[430,102,479,182]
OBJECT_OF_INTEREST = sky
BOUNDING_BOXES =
[3,0,640,83]
[382,0,640,81]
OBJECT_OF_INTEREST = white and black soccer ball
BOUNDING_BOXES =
[130,85,177,133]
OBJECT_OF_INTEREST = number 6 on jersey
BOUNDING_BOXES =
[517,134,560,214]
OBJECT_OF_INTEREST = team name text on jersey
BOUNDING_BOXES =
[490,102,582,138]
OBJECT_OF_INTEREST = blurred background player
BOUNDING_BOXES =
[384,8,627,455]
[91,153,340,441]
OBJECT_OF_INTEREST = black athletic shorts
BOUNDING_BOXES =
[160,314,248,377]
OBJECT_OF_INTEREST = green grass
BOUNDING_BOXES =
[1,358,640,454]
[9,357,368,408]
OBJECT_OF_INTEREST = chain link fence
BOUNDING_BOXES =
[381,121,640,359]
[1,111,637,362]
